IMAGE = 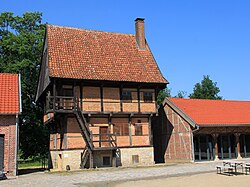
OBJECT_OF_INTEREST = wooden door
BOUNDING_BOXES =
[0,135,4,171]
[100,127,109,147]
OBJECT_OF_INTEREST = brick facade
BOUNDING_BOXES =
[163,106,193,162]
[152,105,193,163]
[0,115,17,175]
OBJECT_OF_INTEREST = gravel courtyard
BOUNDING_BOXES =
[1,159,250,187]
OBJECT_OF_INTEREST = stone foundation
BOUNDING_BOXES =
[49,146,154,171]
[119,147,154,166]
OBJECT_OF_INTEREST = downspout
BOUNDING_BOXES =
[191,125,199,162]
[18,73,22,113]
[15,73,22,176]
[15,114,18,176]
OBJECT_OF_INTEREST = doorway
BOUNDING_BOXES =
[0,135,4,171]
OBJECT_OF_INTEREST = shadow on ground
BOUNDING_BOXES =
[18,168,47,176]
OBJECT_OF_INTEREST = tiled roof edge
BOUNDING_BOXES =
[163,98,196,127]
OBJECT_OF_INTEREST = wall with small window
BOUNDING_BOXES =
[122,88,139,112]
[140,89,156,112]
[131,118,150,146]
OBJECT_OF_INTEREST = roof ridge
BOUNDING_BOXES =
[169,98,250,102]
[0,73,18,76]
[47,24,135,36]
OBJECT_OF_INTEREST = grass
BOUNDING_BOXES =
[18,158,47,169]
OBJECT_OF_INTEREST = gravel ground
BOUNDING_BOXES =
[1,159,250,187]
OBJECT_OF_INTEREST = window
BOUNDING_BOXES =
[132,155,139,164]
[122,90,132,103]
[113,123,129,136]
[143,92,153,103]
[103,156,111,166]
[135,124,143,136]
[62,85,73,97]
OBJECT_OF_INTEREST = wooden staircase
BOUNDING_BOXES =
[75,103,94,168]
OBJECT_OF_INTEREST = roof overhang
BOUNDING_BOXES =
[197,124,250,127]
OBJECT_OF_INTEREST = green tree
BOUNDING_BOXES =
[189,75,222,100]
[0,12,48,159]
[157,88,171,105]
[175,90,187,98]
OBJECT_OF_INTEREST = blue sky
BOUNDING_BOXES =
[1,1,250,100]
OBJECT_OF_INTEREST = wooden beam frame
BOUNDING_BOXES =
[119,85,123,112]
[100,84,104,112]
[137,87,141,113]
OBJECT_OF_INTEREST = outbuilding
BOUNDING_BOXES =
[153,98,250,163]
[0,73,21,176]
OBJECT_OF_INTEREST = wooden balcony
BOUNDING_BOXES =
[45,96,156,115]
[45,96,77,113]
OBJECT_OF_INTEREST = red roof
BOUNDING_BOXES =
[168,98,250,126]
[46,25,167,84]
[0,73,20,114]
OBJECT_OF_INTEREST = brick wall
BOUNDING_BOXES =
[163,105,193,162]
[79,86,156,113]
[0,115,17,175]
[152,105,193,163]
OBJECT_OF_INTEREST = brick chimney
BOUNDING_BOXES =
[135,18,146,50]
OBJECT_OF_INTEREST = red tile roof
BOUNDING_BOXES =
[168,98,250,126]
[46,25,167,84]
[0,73,20,114]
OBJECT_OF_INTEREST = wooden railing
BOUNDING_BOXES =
[91,133,117,149]
[46,96,77,112]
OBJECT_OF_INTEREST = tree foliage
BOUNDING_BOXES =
[157,88,171,105]
[0,12,48,159]
[189,75,222,100]
[175,90,187,98]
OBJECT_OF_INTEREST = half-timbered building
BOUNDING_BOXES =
[154,98,250,163]
[36,18,167,170]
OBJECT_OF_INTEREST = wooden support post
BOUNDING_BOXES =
[212,133,219,160]
[80,83,83,111]
[148,114,153,146]
[129,115,132,146]
[53,80,56,112]
[235,133,242,159]
[119,85,123,112]
[73,82,77,111]
[100,84,104,112]
[89,152,93,168]
[137,87,140,113]
[155,88,159,114]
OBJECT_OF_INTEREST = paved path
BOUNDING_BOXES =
[1,159,250,187]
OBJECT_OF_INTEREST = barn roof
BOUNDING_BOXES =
[165,98,250,126]
[0,73,20,114]
[46,24,167,84]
